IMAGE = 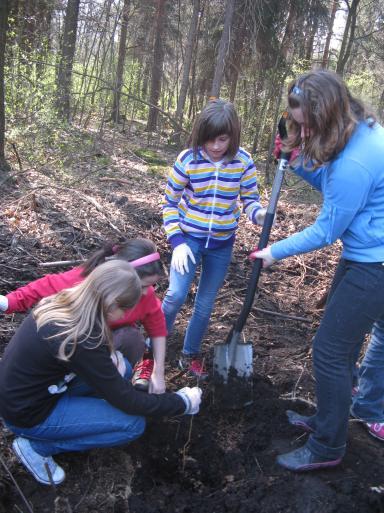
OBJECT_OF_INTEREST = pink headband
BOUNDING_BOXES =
[130,252,161,268]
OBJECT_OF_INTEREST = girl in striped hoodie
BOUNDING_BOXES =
[162,99,266,378]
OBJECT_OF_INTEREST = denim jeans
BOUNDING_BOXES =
[304,259,384,460]
[351,319,384,422]
[6,360,146,457]
[162,236,233,355]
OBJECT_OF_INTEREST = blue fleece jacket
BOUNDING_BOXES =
[271,121,384,263]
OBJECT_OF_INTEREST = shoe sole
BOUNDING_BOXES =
[13,440,65,485]
[290,420,315,433]
[277,457,342,472]
[367,428,384,441]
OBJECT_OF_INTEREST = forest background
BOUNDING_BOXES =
[0,0,384,178]
[1,1,384,511]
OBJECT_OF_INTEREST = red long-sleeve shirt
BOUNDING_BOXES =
[5,267,166,338]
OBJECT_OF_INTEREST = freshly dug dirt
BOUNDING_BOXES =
[0,132,383,513]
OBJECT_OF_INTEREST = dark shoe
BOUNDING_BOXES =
[132,358,154,391]
[13,437,65,485]
[286,410,314,433]
[179,354,208,380]
[277,445,342,472]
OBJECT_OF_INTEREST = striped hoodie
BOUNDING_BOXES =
[163,147,262,249]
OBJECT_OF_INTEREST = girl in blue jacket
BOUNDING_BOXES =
[251,70,384,471]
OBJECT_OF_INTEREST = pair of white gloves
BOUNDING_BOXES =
[171,208,277,275]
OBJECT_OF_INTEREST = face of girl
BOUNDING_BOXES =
[140,274,160,296]
[204,134,230,162]
[290,107,313,139]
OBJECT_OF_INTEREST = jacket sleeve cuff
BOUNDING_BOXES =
[169,234,185,249]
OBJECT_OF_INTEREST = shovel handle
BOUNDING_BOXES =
[228,153,291,339]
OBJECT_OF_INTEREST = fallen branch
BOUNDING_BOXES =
[39,259,84,268]
[99,177,131,185]
[254,307,311,323]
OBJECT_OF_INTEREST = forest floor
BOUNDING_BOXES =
[0,123,383,513]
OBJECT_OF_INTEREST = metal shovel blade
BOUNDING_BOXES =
[213,331,253,409]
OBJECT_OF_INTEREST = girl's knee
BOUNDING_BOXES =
[129,416,146,440]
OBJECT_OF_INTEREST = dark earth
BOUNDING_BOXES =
[0,128,383,513]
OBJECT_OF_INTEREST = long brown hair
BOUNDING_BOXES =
[34,260,141,360]
[285,70,375,165]
[190,99,241,160]
[81,238,164,279]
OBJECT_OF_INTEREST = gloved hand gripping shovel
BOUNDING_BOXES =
[213,152,291,408]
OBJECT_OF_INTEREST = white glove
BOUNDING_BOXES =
[255,208,267,226]
[171,243,196,275]
[249,246,277,268]
[110,350,127,377]
[0,295,8,312]
[176,386,202,414]
[255,208,276,227]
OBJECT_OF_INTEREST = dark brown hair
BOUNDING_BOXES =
[285,69,375,165]
[190,99,241,160]
[81,238,164,279]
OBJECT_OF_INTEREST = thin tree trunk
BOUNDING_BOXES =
[210,0,236,98]
[146,0,167,132]
[174,0,200,143]
[321,0,338,68]
[0,0,10,172]
[111,0,130,123]
[56,0,80,121]
[228,9,245,103]
[336,0,359,75]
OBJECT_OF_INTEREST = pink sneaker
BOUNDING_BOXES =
[179,354,208,380]
[367,422,384,441]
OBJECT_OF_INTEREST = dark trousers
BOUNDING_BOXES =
[306,259,384,459]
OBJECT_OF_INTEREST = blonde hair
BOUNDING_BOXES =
[34,260,141,360]
[285,70,375,165]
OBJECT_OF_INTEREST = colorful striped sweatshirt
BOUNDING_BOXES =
[163,147,262,249]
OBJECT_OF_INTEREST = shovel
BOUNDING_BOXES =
[213,151,291,408]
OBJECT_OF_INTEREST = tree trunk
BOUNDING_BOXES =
[210,0,236,98]
[0,0,10,172]
[175,0,200,132]
[56,0,80,121]
[321,0,338,68]
[111,0,130,123]
[228,8,245,103]
[336,0,360,75]
[146,0,167,132]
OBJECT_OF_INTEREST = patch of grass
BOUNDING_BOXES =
[148,164,170,177]
[134,148,168,166]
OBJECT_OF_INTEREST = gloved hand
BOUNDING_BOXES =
[254,208,267,226]
[249,246,277,268]
[254,208,276,227]
[176,386,202,414]
[110,350,127,377]
[171,243,196,275]
[0,295,8,312]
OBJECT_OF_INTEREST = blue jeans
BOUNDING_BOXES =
[162,236,233,355]
[304,259,384,460]
[351,319,384,422]
[6,361,145,457]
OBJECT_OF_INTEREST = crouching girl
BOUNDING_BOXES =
[0,260,202,485]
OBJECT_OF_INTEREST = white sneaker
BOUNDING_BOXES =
[12,437,66,485]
